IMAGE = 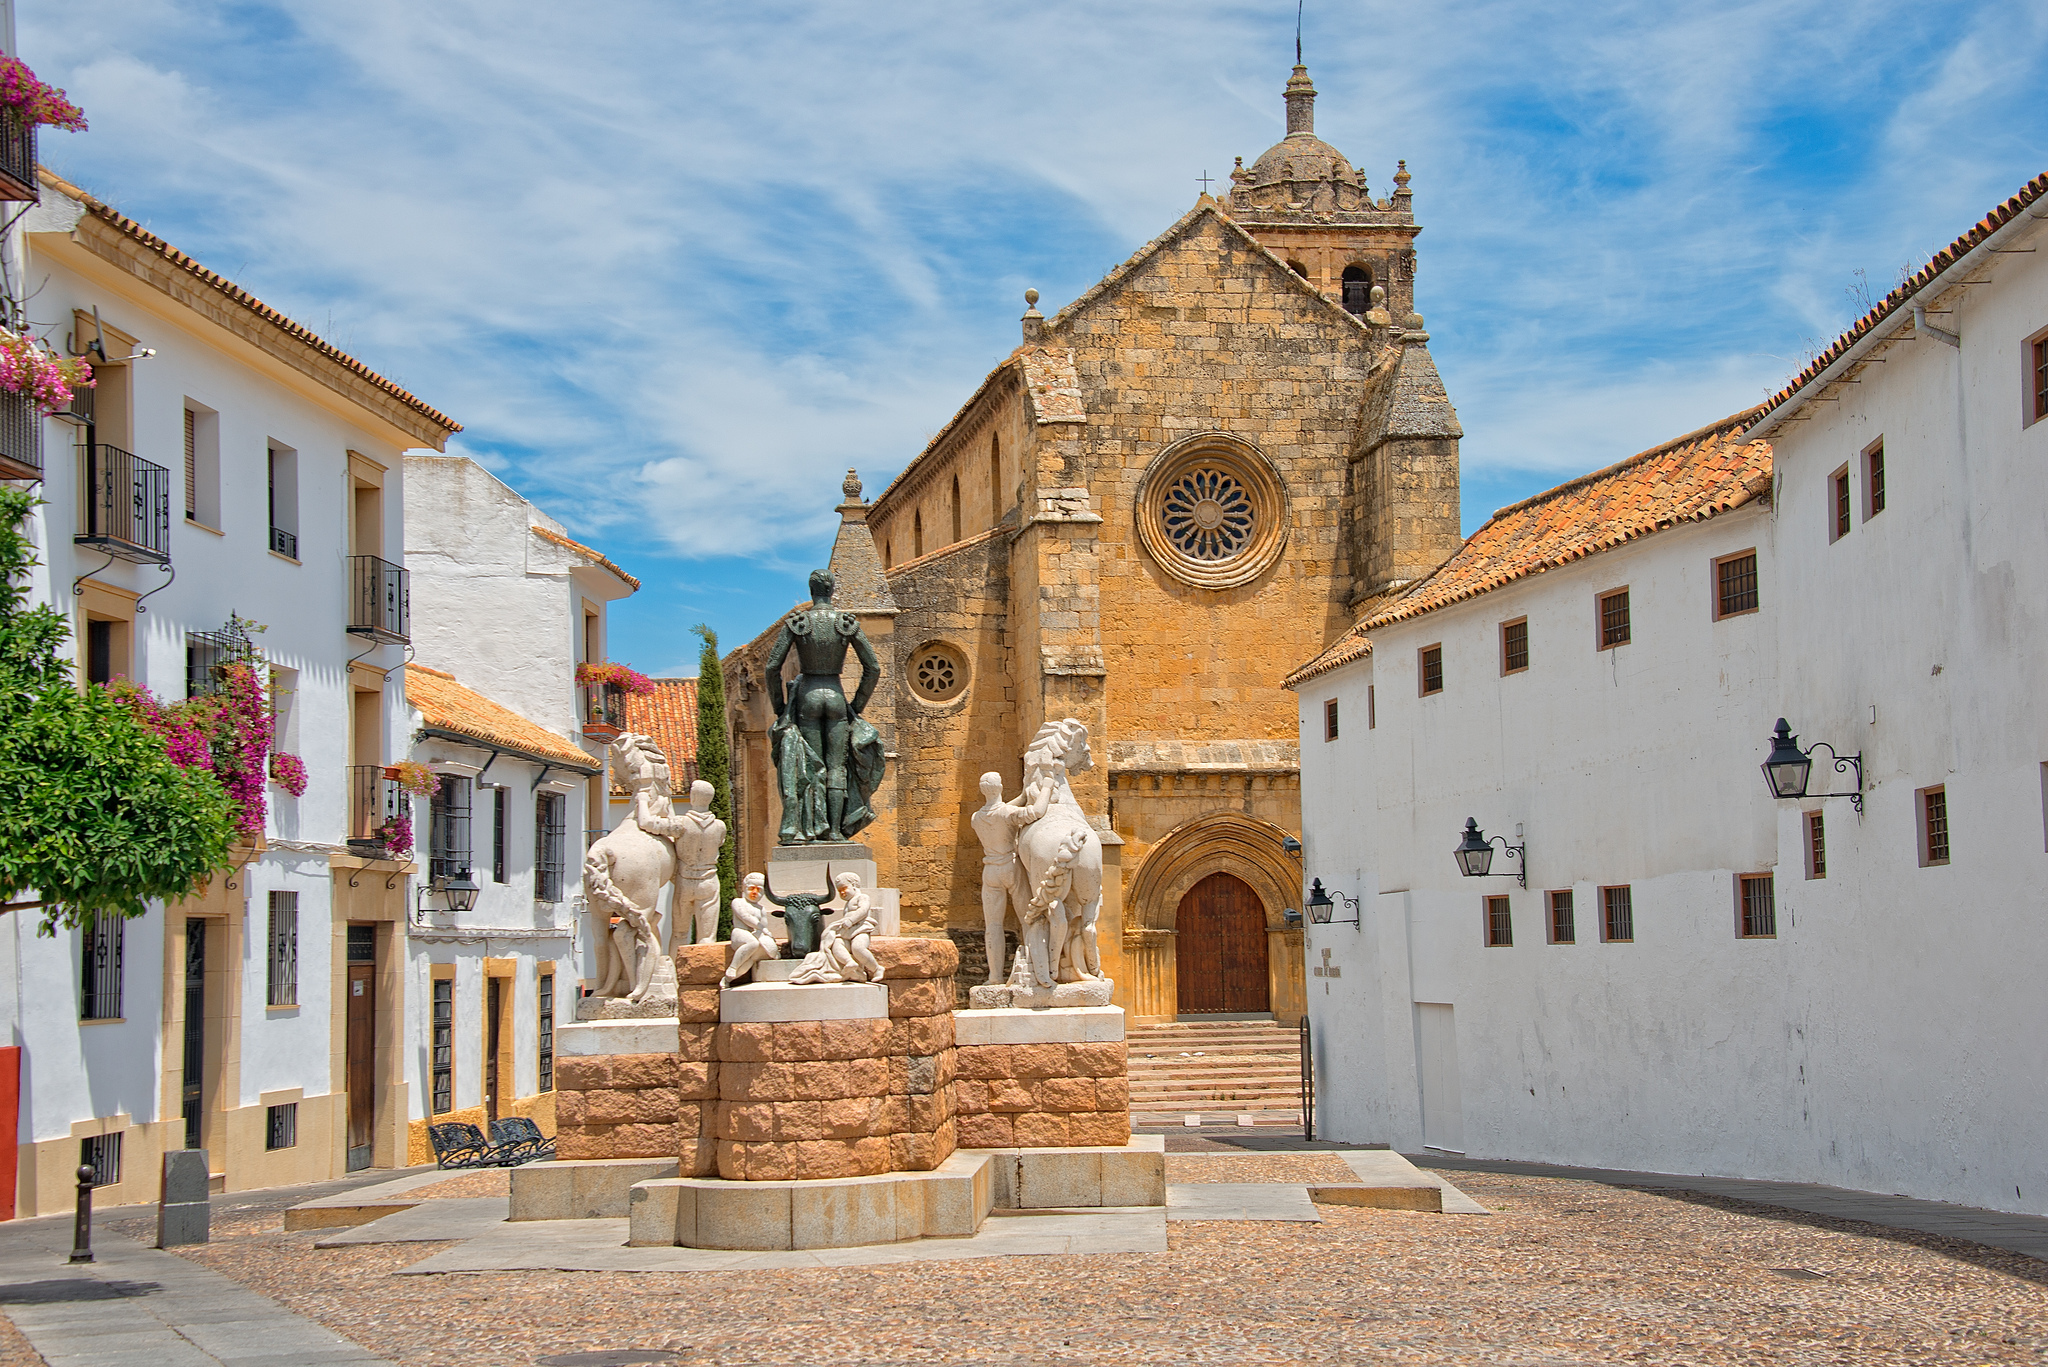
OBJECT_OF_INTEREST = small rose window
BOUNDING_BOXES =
[907,641,969,704]
[1135,435,1290,590]
[1160,468,1256,562]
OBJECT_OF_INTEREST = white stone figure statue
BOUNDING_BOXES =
[786,871,886,985]
[635,778,726,948]
[582,733,676,1003]
[720,873,781,988]
[971,771,1053,985]
[1014,718,1107,986]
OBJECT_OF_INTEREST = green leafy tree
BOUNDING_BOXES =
[692,623,737,936]
[0,488,235,934]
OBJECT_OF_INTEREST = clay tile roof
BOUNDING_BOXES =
[405,663,596,772]
[1285,410,1771,688]
[624,677,698,770]
[530,525,641,592]
[37,168,460,439]
[1757,170,2048,423]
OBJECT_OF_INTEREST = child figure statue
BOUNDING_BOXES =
[720,873,781,988]
[786,871,886,984]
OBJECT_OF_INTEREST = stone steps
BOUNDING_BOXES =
[1124,1021,1303,1123]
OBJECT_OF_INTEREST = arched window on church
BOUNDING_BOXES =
[1285,259,1309,280]
[1341,264,1373,316]
[951,475,962,543]
[884,538,893,569]
[914,510,924,559]
[990,434,1002,522]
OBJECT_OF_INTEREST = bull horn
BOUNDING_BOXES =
[760,866,789,907]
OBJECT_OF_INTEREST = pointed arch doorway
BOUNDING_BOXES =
[1174,872,1271,1014]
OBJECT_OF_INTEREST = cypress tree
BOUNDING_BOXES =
[692,623,737,935]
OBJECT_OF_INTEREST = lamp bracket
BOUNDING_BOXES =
[1803,740,1864,814]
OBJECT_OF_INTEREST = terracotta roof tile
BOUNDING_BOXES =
[1757,170,2048,422]
[38,168,460,439]
[624,677,698,769]
[531,525,641,591]
[406,663,596,772]
[1284,411,1771,688]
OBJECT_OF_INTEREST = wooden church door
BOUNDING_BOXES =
[1174,872,1271,1014]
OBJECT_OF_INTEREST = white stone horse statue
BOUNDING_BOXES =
[1015,718,1106,985]
[583,733,675,1003]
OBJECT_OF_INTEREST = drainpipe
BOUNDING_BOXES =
[1913,303,1960,349]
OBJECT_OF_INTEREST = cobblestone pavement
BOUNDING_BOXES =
[6,1158,2031,1366]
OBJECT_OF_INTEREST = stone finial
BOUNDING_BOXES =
[842,468,863,504]
[1022,288,1045,344]
[1284,64,1317,136]
[1365,284,1391,329]
[1393,160,1413,197]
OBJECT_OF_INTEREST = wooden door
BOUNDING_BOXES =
[484,978,503,1124]
[1174,872,1271,1014]
[346,963,375,1168]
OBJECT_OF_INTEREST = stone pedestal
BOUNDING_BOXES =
[967,977,1114,1010]
[628,1151,994,1249]
[156,1149,210,1248]
[764,842,900,935]
[954,1005,1131,1149]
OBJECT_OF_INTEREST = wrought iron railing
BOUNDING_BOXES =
[0,105,36,203]
[347,554,409,643]
[0,391,40,481]
[346,765,403,851]
[534,791,566,903]
[76,441,171,565]
[1299,1015,1315,1141]
[579,682,627,737]
[269,525,298,559]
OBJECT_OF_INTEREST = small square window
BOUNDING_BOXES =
[1501,618,1528,674]
[1830,466,1852,542]
[1548,890,1575,944]
[1323,698,1339,742]
[1738,873,1776,938]
[1806,810,1827,880]
[80,1132,121,1188]
[1715,551,1759,619]
[1484,895,1513,947]
[1419,645,1443,696]
[1600,885,1634,942]
[1864,440,1886,518]
[1598,589,1631,649]
[265,1102,298,1151]
[1920,785,1950,866]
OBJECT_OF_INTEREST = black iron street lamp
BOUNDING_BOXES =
[444,871,481,915]
[1304,878,1360,927]
[1761,718,1862,813]
[1453,818,1526,888]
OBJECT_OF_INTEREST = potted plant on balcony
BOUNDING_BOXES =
[375,812,414,858]
[574,661,653,741]
[269,750,308,797]
[0,58,86,203]
[388,760,441,796]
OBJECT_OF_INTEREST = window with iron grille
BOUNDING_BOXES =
[79,1132,121,1188]
[1501,618,1528,674]
[1715,551,1759,619]
[431,977,454,1113]
[265,1102,297,1150]
[1367,684,1375,729]
[1739,874,1776,937]
[80,910,123,1020]
[537,972,555,1093]
[1419,645,1443,695]
[347,923,376,964]
[492,787,509,883]
[1323,698,1338,742]
[1598,589,1631,648]
[1484,896,1513,947]
[535,791,567,903]
[1921,785,1950,866]
[1548,890,1575,944]
[266,891,298,1006]
[1865,441,1886,517]
[1807,811,1827,879]
[183,407,197,521]
[429,775,473,882]
[1831,466,1852,541]
[1601,885,1634,942]
[2036,338,2048,423]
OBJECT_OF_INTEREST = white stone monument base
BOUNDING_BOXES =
[954,1004,1125,1046]
[718,981,889,1022]
[555,1018,680,1056]
[627,1150,994,1249]
[967,977,1114,1010]
[510,1158,681,1221]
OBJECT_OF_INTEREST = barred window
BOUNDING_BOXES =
[265,1102,297,1150]
[1484,896,1512,947]
[1548,890,1575,944]
[1367,684,1375,729]
[1832,467,1852,541]
[81,911,123,1020]
[1716,551,1759,618]
[1739,874,1776,938]
[1807,811,1827,879]
[429,775,473,882]
[537,972,555,1094]
[431,978,454,1114]
[535,791,566,904]
[1865,441,1886,518]
[267,891,298,1007]
[1419,645,1443,696]
[80,1132,121,1188]
[1599,589,1631,648]
[1601,885,1634,942]
[1501,618,1528,674]
[1323,698,1339,742]
[1921,786,1950,866]
[2036,338,2048,423]
[492,787,509,884]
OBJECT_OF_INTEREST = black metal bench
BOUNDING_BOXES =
[426,1121,521,1169]
[489,1117,555,1165]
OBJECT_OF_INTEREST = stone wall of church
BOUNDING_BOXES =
[870,378,1031,574]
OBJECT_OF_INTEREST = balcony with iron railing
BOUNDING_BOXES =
[345,765,405,857]
[75,440,171,565]
[0,105,36,203]
[0,390,39,482]
[579,682,628,742]
[347,554,410,644]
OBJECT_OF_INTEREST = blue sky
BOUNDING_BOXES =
[26,1,2048,675]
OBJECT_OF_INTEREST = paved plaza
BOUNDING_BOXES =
[0,1146,2043,1366]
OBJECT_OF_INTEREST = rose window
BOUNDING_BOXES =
[1160,468,1256,562]
[907,641,969,704]
[915,654,955,695]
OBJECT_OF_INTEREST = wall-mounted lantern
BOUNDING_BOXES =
[1761,718,1862,813]
[1453,817,1526,887]
[414,869,481,925]
[1305,878,1360,927]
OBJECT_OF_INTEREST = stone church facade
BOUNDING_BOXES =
[725,66,1464,1024]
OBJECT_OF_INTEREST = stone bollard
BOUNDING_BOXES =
[67,1165,94,1264]
[156,1149,210,1248]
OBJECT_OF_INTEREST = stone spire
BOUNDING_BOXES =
[827,469,897,614]
[1284,65,1317,137]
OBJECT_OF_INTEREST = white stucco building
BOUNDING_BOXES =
[1287,172,2048,1216]
[400,455,639,1159]
[0,170,458,1215]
